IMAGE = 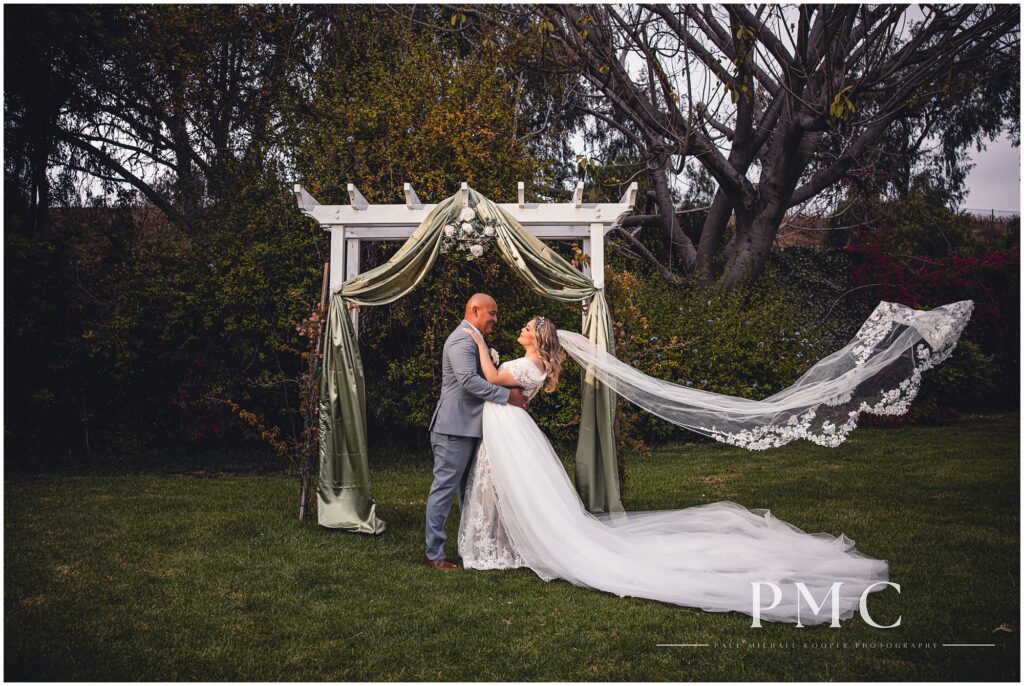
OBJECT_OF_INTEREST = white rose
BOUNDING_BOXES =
[443,224,455,237]
[483,225,496,237]
[459,207,476,222]
[461,222,475,235]
[470,244,484,257]
[489,348,500,366]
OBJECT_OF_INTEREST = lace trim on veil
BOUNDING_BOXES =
[557,300,974,451]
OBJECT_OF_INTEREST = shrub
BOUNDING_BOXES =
[847,227,1019,411]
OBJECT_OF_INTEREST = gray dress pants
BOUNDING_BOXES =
[424,431,479,561]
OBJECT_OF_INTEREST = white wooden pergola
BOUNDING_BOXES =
[294,180,638,330]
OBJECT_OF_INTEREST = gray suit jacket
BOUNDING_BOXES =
[428,320,511,438]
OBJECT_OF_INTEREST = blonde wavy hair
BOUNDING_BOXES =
[531,316,566,393]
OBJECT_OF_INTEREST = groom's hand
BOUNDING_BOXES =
[508,387,530,410]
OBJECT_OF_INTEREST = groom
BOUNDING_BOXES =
[424,293,528,570]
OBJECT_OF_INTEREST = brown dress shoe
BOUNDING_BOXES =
[423,556,458,571]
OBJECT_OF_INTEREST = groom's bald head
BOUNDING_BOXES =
[465,293,498,335]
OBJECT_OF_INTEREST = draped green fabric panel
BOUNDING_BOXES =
[318,294,386,532]
[575,291,624,515]
[469,190,595,301]
[318,187,621,531]
[339,194,456,306]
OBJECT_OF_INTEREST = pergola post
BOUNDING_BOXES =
[345,233,361,331]
[329,227,345,292]
[589,222,605,289]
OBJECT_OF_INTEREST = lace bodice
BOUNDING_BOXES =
[500,357,546,400]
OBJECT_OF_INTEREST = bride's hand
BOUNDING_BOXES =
[461,327,483,346]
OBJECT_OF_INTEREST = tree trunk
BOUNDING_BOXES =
[299,458,311,519]
[167,64,203,227]
[648,163,696,272]
[718,117,814,287]
[695,189,735,283]
[722,214,778,288]
[171,115,202,225]
[28,114,54,237]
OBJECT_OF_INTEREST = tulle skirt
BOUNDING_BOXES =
[472,401,891,626]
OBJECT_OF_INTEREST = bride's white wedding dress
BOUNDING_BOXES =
[458,357,890,626]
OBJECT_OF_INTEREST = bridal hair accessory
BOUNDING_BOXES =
[441,205,499,260]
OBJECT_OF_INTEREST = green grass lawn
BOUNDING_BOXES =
[5,414,1019,681]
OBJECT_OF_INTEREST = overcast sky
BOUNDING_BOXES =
[961,132,1021,212]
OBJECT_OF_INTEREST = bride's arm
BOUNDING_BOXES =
[462,328,519,387]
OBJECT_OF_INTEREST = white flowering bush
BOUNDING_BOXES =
[440,205,499,260]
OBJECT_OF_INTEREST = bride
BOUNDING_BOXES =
[457,315,894,627]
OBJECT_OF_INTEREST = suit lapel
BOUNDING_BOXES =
[459,319,484,374]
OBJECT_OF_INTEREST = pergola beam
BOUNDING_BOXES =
[293,187,637,232]
[294,181,638,302]
[618,183,638,208]
[293,183,319,212]
[347,183,369,210]
[403,183,423,209]
[341,224,599,239]
[572,180,584,207]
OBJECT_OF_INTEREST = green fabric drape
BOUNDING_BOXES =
[317,196,456,531]
[318,187,622,531]
[471,191,595,301]
[340,195,457,306]
[318,294,386,532]
[575,290,624,515]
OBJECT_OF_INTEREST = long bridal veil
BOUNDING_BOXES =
[475,299,972,625]
[557,300,975,451]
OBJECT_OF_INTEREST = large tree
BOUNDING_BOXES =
[5,5,324,243]
[289,5,576,203]
[3,5,578,465]
[455,4,1020,287]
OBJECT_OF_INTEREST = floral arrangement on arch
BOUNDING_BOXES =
[441,206,499,260]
